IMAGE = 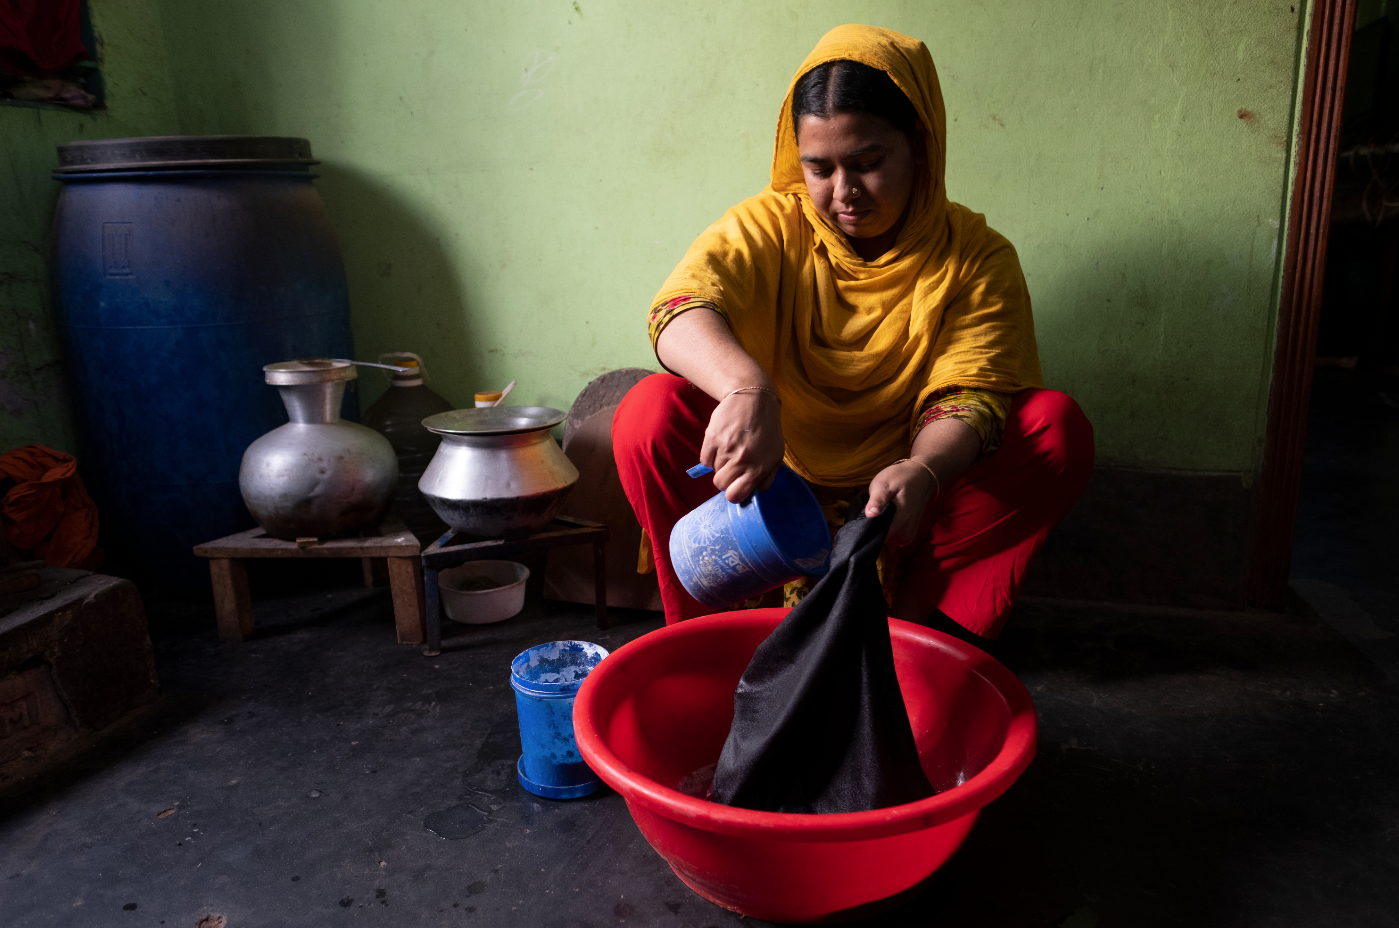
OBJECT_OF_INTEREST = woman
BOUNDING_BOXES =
[613,25,1093,640]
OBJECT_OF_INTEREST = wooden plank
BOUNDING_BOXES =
[388,556,427,645]
[362,557,390,588]
[194,534,420,558]
[1248,0,1357,609]
[194,520,421,559]
[208,558,255,642]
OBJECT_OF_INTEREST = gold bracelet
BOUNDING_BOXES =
[722,386,781,405]
[894,457,941,499]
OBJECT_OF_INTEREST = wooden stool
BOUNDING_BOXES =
[421,515,609,657]
[193,518,426,644]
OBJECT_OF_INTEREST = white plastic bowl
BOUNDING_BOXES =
[439,560,529,624]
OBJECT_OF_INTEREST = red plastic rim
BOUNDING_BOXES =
[574,610,1038,843]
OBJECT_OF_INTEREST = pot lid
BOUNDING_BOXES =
[264,358,357,385]
[423,406,566,436]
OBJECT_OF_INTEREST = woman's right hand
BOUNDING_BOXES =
[654,306,785,500]
[701,390,785,502]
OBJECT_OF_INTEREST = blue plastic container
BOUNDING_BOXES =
[670,464,831,608]
[510,640,610,799]
[50,137,354,589]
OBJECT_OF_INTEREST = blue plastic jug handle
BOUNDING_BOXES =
[687,462,761,505]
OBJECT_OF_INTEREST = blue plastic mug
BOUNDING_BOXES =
[510,640,610,799]
[670,463,831,608]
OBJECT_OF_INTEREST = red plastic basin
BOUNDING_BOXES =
[572,608,1037,924]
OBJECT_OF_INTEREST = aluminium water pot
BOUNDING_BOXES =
[418,406,579,538]
[239,359,398,539]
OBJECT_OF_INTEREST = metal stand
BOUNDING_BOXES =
[421,515,609,656]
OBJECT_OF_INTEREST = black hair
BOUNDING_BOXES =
[791,60,920,140]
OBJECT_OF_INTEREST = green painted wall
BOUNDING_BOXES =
[8,1,1308,479]
[0,0,180,455]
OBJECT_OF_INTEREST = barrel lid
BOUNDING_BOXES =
[55,135,317,174]
[423,406,566,436]
[264,358,356,385]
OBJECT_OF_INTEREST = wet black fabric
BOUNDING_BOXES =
[711,503,936,813]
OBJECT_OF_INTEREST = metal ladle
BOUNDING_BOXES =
[332,359,413,373]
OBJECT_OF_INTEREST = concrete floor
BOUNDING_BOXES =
[1,371,1395,927]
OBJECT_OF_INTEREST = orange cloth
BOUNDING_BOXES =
[650,24,1044,486]
[0,445,102,570]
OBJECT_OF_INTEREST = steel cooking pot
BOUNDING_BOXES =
[418,406,578,538]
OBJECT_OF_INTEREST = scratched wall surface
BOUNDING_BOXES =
[0,0,179,456]
[148,2,1304,473]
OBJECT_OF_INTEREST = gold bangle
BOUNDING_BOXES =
[894,457,941,499]
[722,386,781,405]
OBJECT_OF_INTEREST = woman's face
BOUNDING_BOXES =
[796,111,922,252]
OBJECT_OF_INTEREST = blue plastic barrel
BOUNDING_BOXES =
[670,464,831,607]
[510,640,609,799]
[50,136,355,588]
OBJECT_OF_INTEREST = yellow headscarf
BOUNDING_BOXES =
[652,24,1044,486]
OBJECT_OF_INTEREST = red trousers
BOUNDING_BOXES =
[612,374,1094,638]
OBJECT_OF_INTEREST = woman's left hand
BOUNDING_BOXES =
[863,416,981,546]
[865,459,939,546]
